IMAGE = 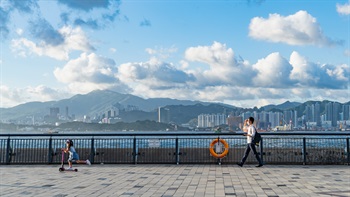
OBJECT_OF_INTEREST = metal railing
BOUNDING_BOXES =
[1,132,349,165]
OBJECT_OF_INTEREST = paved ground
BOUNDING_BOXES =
[0,164,349,197]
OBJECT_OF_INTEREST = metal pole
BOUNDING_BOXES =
[303,137,307,165]
[48,137,53,164]
[346,138,349,165]
[175,137,179,165]
[133,136,137,164]
[217,136,221,165]
[260,138,264,164]
[90,137,95,164]
[6,137,11,164]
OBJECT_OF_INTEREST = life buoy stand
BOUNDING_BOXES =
[209,139,229,158]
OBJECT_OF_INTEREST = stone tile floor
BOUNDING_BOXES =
[0,164,349,197]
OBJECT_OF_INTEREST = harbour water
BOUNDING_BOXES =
[1,130,349,149]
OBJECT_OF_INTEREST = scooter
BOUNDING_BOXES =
[59,150,78,172]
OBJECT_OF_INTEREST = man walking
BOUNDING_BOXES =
[237,117,263,167]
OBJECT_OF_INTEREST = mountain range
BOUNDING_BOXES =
[1,89,348,124]
[0,90,216,121]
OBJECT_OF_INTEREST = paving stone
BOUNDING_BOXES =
[1,165,349,197]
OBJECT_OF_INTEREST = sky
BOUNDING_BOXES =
[0,0,349,109]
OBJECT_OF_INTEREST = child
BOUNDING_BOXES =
[62,139,91,169]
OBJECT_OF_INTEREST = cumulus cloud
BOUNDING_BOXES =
[184,42,252,87]
[249,10,341,46]
[0,85,69,108]
[337,1,350,15]
[252,52,293,88]
[289,52,349,89]
[54,52,116,83]
[53,52,128,94]
[118,57,195,89]
[183,41,348,91]
[3,40,350,108]
[11,26,94,60]
[289,51,319,86]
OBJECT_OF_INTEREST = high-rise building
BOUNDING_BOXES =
[342,105,350,120]
[197,113,226,128]
[65,106,69,119]
[332,103,340,127]
[283,110,293,125]
[314,102,321,126]
[50,107,59,118]
[293,110,298,128]
[158,107,170,123]
[326,102,340,127]
[325,102,333,121]
[227,115,242,131]
[242,111,252,121]
[305,105,313,122]
[268,111,282,128]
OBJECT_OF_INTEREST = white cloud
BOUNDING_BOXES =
[11,26,94,60]
[114,42,349,108]
[326,64,349,82]
[252,52,293,87]
[337,1,350,15]
[3,41,350,108]
[54,52,125,94]
[184,41,252,87]
[0,85,70,108]
[289,52,349,89]
[117,57,194,89]
[145,46,178,60]
[249,10,340,46]
[289,51,319,86]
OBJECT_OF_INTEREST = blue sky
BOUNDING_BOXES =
[1,0,349,109]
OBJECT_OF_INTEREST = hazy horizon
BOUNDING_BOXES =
[1,89,349,110]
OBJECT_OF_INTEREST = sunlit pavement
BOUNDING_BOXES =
[1,164,349,197]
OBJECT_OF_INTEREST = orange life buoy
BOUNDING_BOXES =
[209,139,229,159]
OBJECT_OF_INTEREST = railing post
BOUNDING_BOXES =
[346,138,349,165]
[303,137,307,165]
[6,137,11,164]
[133,136,137,164]
[48,137,53,164]
[175,137,179,165]
[90,137,95,164]
[260,138,264,164]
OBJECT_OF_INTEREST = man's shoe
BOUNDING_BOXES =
[237,163,243,167]
[255,164,263,167]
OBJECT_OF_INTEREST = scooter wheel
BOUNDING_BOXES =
[74,169,78,172]
[59,168,64,172]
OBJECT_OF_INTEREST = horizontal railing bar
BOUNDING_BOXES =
[1,131,350,137]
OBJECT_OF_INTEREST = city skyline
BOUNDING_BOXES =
[198,101,350,130]
[1,0,349,109]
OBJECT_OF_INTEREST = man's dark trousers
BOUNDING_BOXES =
[240,143,263,165]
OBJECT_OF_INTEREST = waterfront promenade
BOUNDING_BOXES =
[0,164,349,197]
